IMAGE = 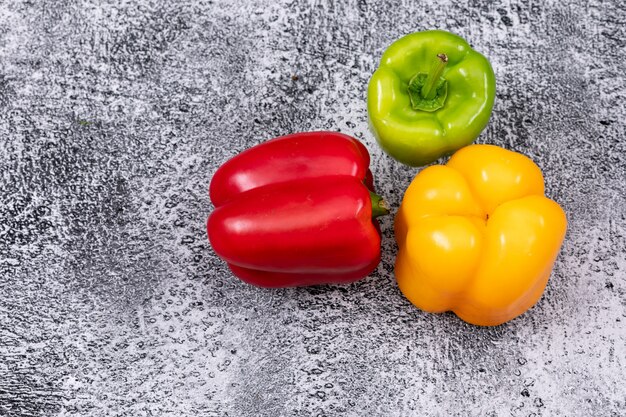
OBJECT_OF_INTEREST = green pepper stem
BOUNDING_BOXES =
[421,53,448,100]
[369,191,390,218]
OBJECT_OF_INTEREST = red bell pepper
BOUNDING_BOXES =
[207,131,388,287]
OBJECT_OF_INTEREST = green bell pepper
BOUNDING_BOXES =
[367,30,496,167]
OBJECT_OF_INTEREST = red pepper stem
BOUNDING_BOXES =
[369,191,390,218]
[421,53,448,100]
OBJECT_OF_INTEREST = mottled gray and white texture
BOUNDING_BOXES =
[0,0,624,416]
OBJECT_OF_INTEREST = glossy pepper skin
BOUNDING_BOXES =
[395,145,567,326]
[208,132,387,288]
[368,30,496,167]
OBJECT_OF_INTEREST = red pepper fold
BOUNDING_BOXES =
[207,132,386,288]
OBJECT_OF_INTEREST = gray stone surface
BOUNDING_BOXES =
[0,0,624,416]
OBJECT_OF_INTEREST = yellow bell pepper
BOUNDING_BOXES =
[395,144,567,326]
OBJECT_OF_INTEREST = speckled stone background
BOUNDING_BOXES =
[1,0,624,416]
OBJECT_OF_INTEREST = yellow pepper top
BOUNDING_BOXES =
[395,144,567,326]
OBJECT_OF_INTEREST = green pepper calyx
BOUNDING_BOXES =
[407,53,448,112]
